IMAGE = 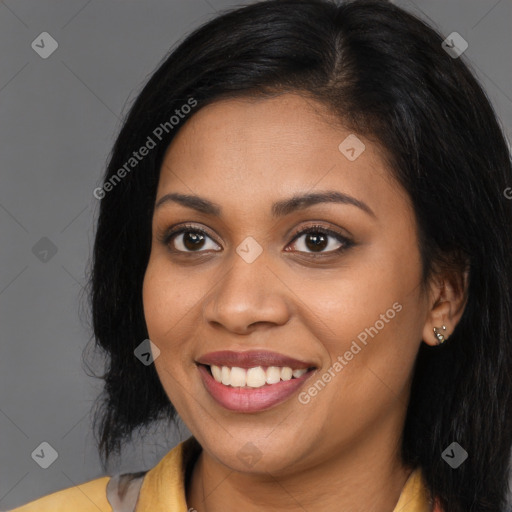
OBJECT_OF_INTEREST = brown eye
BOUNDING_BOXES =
[304,232,329,251]
[181,231,206,251]
[165,227,221,253]
[287,226,352,255]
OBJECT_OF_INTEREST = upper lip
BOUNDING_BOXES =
[196,350,316,370]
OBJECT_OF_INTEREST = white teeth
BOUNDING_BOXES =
[266,366,281,384]
[208,365,310,387]
[280,367,293,381]
[221,366,231,386]
[230,366,247,387]
[211,365,222,382]
[246,367,267,387]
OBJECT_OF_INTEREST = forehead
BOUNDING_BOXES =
[156,93,406,218]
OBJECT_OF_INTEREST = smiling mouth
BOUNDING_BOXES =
[200,364,317,388]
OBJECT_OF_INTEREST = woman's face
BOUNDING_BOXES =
[143,93,431,475]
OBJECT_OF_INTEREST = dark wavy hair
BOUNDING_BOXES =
[86,0,512,510]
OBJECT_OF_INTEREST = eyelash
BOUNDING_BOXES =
[159,223,353,258]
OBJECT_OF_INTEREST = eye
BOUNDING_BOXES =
[163,224,221,253]
[286,225,352,255]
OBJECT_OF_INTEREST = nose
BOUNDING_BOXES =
[202,250,291,335]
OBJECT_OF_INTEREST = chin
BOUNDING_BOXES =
[198,428,313,475]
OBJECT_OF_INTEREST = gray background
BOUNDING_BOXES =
[1,0,511,509]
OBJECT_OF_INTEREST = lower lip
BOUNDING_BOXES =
[198,365,314,413]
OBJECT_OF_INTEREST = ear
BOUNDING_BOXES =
[422,265,469,347]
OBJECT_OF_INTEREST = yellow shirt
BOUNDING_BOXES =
[7,437,435,511]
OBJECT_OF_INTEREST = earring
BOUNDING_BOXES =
[433,325,448,345]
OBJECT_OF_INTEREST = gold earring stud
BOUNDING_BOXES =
[433,325,448,345]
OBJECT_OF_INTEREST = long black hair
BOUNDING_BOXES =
[87,1,512,510]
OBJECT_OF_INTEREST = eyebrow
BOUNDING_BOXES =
[154,191,376,219]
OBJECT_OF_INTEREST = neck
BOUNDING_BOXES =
[186,430,413,512]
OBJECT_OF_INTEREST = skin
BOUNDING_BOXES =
[142,93,467,512]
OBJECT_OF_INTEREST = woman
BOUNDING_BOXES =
[9,0,512,511]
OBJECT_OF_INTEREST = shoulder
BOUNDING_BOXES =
[5,437,200,512]
[393,467,439,512]
[5,476,112,512]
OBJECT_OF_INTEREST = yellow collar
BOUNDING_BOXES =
[136,437,433,511]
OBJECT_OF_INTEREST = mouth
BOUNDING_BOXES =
[195,350,317,412]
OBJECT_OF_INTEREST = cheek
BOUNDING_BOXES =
[142,259,195,410]
[142,257,197,343]
[300,243,423,415]
[142,262,170,341]
[142,255,216,383]
[142,258,190,375]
